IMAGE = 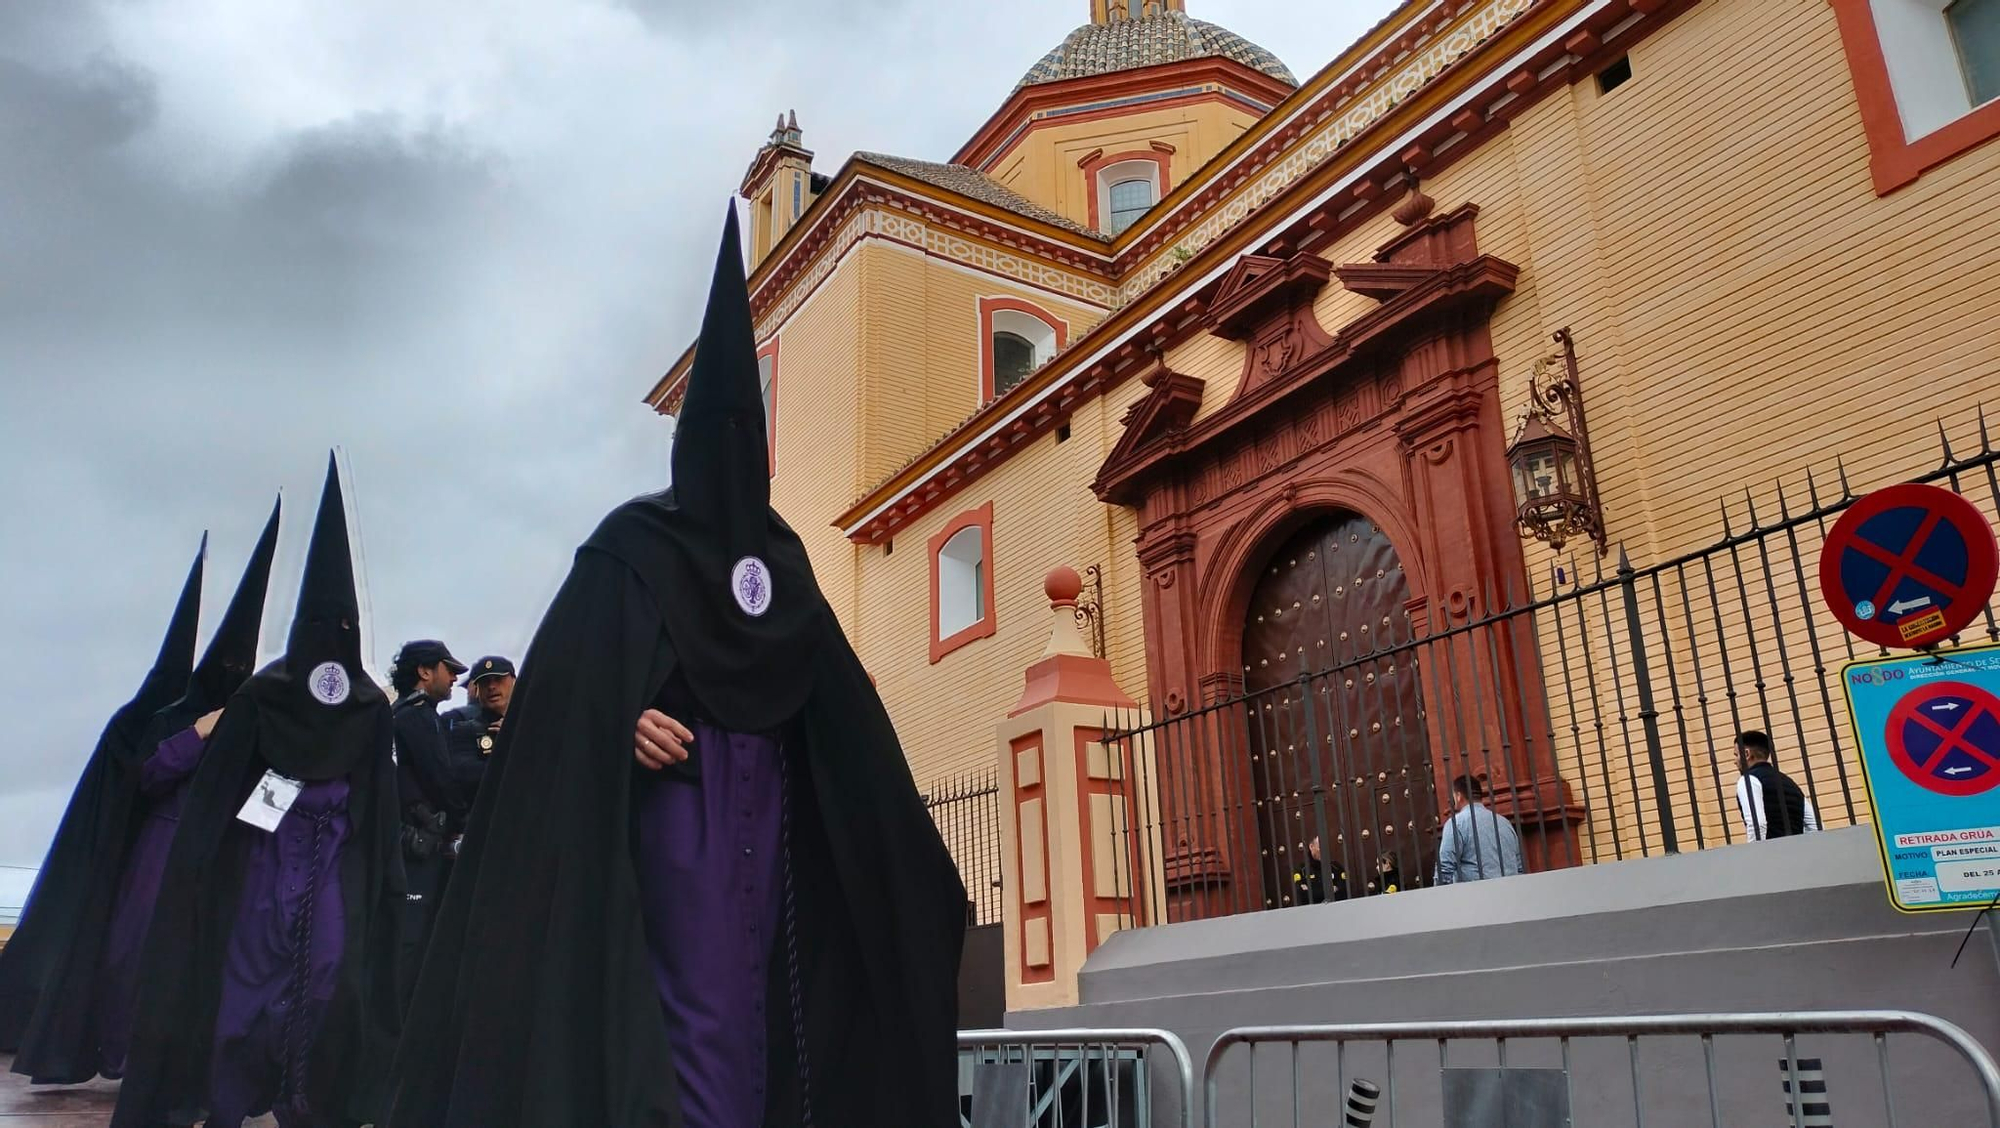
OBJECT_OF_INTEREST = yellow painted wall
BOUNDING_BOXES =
[849,238,1106,486]
[766,255,864,632]
[988,100,1265,231]
[765,226,1108,635]
[851,375,1154,794]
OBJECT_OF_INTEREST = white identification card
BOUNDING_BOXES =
[236,770,304,832]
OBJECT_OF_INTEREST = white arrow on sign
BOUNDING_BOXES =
[1932,702,1964,712]
[1945,766,1974,776]
[1888,596,1934,615]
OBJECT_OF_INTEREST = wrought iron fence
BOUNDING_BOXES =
[927,768,1005,926]
[1202,1012,2000,1128]
[1100,413,2000,926]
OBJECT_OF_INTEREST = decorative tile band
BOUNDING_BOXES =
[1117,0,1534,303]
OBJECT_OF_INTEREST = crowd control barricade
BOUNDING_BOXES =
[958,1028,1196,1128]
[1202,1011,2000,1128]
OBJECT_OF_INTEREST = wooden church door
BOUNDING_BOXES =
[1239,512,1439,908]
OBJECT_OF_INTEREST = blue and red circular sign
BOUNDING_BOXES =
[1885,680,2000,796]
[1820,483,1998,649]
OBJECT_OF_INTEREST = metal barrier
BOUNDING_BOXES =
[958,1028,1196,1128]
[1203,1012,2000,1128]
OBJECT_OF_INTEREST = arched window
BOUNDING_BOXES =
[937,526,986,637]
[991,331,1035,397]
[1107,178,1155,233]
[979,299,1067,402]
[930,503,997,662]
[1092,157,1166,236]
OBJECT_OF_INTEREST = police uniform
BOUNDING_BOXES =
[437,655,513,846]
[388,639,466,1015]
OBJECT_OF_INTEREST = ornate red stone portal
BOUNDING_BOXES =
[1095,201,1583,919]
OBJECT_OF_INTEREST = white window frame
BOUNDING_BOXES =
[1871,0,2000,140]
[1096,160,1161,236]
[936,525,986,639]
[988,308,1058,397]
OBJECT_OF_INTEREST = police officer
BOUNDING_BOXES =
[438,655,513,852]
[388,638,465,1014]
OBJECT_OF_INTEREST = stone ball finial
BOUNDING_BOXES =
[1045,566,1083,608]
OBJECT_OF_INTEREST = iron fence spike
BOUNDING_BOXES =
[1979,403,1993,453]
[1804,467,1823,509]
[1835,456,1854,500]
[1774,478,1792,520]
[1938,417,1956,465]
[1743,487,1761,529]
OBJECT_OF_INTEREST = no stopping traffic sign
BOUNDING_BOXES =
[1819,483,1998,649]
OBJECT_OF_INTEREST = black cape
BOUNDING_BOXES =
[113,455,403,1127]
[0,538,204,1059]
[6,504,280,1083]
[107,683,402,1127]
[385,499,968,1127]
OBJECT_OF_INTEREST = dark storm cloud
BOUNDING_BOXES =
[0,7,672,861]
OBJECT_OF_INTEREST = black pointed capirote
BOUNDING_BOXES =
[289,453,364,677]
[138,534,207,715]
[181,496,280,717]
[669,201,772,548]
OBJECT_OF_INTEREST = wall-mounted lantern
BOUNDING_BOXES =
[1505,328,1606,555]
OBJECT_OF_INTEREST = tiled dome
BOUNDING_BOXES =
[1017,12,1297,90]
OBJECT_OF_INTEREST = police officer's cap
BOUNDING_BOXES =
[463,655,516,686]
[395,639,467,674]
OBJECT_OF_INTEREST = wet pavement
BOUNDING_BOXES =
[0,1058,277,1127]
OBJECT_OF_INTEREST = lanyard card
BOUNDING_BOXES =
[236,770,303,832]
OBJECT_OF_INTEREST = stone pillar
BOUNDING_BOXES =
[1395,375,1584,870]
[996,568,1158,1012]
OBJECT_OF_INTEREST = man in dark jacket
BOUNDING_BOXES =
[1735,730,1819,839]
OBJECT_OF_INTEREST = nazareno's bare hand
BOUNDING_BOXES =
[634,709,693,770]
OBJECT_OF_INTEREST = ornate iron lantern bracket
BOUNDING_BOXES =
[1074,564,1107,659]
[1506,328,1607,555]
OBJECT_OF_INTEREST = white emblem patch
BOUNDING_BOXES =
[731,556,773,617]
[308,661,351,706]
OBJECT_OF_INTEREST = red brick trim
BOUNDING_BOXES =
[979,297,1071,403]
[1081,149,1173,232]
[1827,0,2000,194]
[1010,732,1055,984]
[929,502,997,663]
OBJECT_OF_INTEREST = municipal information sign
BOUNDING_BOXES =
[1842,643,2000,913]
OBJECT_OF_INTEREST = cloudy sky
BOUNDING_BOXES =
[0,0,1399,876]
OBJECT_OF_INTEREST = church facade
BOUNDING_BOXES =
[649,0,2000,923]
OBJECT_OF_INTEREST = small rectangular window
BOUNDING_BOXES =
[1596,55,1632,94]
[1951,0,2000,106]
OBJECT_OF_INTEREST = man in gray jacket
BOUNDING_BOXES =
[1435,774,1525,884]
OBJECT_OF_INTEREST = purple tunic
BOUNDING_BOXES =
[94,725,209,1077]
[206,779,351,1128]
[633,721,785,1128]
